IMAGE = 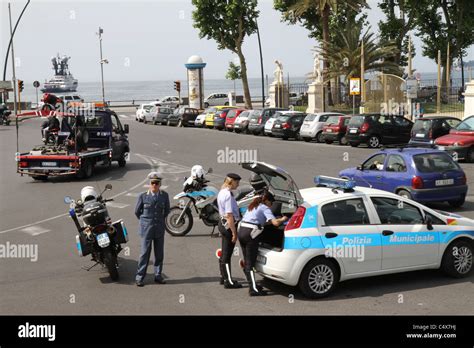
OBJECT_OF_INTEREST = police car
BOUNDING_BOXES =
[255,176,474,299]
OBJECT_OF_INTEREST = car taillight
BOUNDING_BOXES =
[220,112,227,118]
[461,173,467,185]
[412,176,424,189]
[282,123,290,129]
[19,161,28,168]
[285,206,306,231]
[258,116,262,124]
[334,126,340,132]
[360,122,370,133]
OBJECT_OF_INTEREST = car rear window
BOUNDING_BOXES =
[227,110,237,118]
[455,117,474,131]
[277,115,291,122]
[413,153,461,173]
[412,119,432,133]
[348,115,365,127]
[239,111,250,118]
[325,115,341,125]
[249,110,262,120]
[305,114,317,122]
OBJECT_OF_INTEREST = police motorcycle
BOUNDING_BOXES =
[165,165,259,237]
[64,184,129,280]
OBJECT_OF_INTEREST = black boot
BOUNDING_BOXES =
[223,263,242,289]
[245,270,267,296]
[218,260,224,285]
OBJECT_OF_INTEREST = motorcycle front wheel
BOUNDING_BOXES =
[165,206,193,236]
[103,247,119,281]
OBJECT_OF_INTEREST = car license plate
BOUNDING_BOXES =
[96,232,110,248]
[42,162,57,167]
[416,133,425,137]
[274,124,281,128]
[436,179,454,186]
[437,146,445,151]
[234,125,239,128]
[350,129,357,134]
[256,254,266,265]
[326,129,333,132]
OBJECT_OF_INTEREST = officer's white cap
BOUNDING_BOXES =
[147,172,162,180]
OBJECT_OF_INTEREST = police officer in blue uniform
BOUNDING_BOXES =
[238,190,287,296]
[135,172,170,287]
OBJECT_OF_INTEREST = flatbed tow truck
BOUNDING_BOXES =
[15,107,130,180]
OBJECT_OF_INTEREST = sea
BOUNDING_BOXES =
[17,70,472,105]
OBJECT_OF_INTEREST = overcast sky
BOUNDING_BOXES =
[1,0,473,83]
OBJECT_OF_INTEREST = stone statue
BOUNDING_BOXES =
[274,60,284,85]
[313,53,322,83]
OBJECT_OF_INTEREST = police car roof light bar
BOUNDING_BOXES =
[314,176,356,192]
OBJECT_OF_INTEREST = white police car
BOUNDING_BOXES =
[255,176,474,299]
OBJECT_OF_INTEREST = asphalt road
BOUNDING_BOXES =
[0,112,473,315]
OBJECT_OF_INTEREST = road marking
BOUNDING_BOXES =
[119,115,129,119]
[106,202,130,209]
[21,226,50,236]
[126,192,141,197]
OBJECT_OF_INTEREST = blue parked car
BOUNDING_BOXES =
[339,148,467,207]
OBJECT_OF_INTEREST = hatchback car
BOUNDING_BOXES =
[136,104,154,122]
[152,107,174,125]
[213,108,234,130]
[225,109,246,132]
[248,108,288,135]
[205,106,237,128]
[255,175,474,299]
[339,148,467,207]
[204,93,229,108]
[264,110,296,136]
[271,112,306,140]
[409,116,461,146]
[300,112,344,143]
[346,114,413,148]
[322,115,352,145]
[435,115,474,162]
[234,110,252,133]
[167,107,200,127]
[156,96,181,108]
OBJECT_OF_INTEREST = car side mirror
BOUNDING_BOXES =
[425,215,433,231]
[357,165,363,171]
[64,196,72,204]
[124,124,129,134]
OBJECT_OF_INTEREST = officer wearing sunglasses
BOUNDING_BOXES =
[135,172,170,287]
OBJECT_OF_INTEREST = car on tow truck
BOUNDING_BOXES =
[254,176,474,299]
[16,108,130,180]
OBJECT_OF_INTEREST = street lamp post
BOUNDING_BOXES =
[98,27,108,105]
[256,21,265,108]
[8,3,19,153]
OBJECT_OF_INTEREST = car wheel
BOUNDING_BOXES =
[316,132,324,143]
[224,102,229,106]
[466,147,474,163]
[397,189,412,200]
[368,136,381,148]
[204,102,209,108]
[298,258,339,299]
[303,137,311,142]
[448,196,466,208]
[350,142,359,148]
[441,239,473,278]
[339,136,348,146]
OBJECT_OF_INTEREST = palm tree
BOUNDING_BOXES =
[289,0,367,105]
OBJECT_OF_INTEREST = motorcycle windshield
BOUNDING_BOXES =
[240,161,303,209]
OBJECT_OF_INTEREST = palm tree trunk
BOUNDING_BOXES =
[237,49,252,109]
[322,5,333,107]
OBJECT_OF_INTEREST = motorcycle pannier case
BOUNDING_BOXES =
[112,220,129,244]
[75,233,92,257]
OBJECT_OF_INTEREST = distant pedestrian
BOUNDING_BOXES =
[135,172,170,287]
[217,173,243,289]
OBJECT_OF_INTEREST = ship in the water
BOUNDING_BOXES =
[41,54,78,93]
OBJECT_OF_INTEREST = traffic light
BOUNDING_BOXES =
[18,80,24,93]
[174,81,181,92]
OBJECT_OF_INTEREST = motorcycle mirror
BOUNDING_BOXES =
[207,168,213,174]
[64,196,73,204]
[105,184,112,190]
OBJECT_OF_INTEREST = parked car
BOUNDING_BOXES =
[167,106,200,127]
[156,96,181,108]
[205,106,237,128]
[299,112,344,143]
[195,109,211,128]
[322,115,352,145]
[213,108,234,130]
[346,114,413,148]
[409,116,461,147]
[339,148,467,207]
[224,109,246,132]
[271,112,306,140]
[151,106,174,125]
[204,93,229,108]
[248,108,288,135]
[234,110,253,133]
[56,94,84,107]
[264,110,294,136]
[136,104,154,122]
[436,115,474,162]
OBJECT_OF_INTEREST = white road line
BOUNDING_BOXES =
[21,226,51,236]
[106,202,130,209]
[126,192,141,197]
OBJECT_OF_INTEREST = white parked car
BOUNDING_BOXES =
[136,104,154,122]
[245,170,474,299]
[194,111,208,128]
[234,110,252,133]
[300,112,344,143]
[264,110,300,136]
[156,96,181,108]
[204,93,229,108]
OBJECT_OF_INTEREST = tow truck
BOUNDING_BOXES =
[16,107,130,180]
